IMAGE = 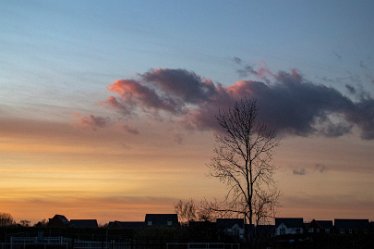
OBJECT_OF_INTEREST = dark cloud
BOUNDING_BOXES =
[345,84,356,95]
[292,168,306,176]
[142,68,217,104]
[105,67,374,140]
[233,57,242,65]
[233,57,274,81]
[320,122,352,137]
[237,65,257,78]
[348,98,374,139]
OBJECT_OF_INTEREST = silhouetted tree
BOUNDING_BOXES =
[0,212,15,226]
[19,219,31,227]
[175,199,197,224]
[34,218,47,228]
[208,99,279,226]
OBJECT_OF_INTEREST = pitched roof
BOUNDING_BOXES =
[69,219,98,229]
[144,214,178,226]
[216,218,244,229]
[275,218,304,228]
[313,220,333,229]
[256,225,275,233]
[334,219,369,229]
[108,221,145,229]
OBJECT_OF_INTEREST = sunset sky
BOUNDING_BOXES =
[1,0,373,224]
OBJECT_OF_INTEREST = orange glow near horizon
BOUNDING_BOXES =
[0,116,373,224]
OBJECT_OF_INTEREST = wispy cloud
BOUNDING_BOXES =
[123,124,139,135]
[103,67,374,140]
[78,114,110,130]
[292,168,307,176]
[315,163,327,173]
[292,163,328,176]
[173,133,183,145]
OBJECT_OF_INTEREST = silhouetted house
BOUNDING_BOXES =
[334,219,369,234]
[187,221,218,241]
[305,219,333,234]
[216,218,245,240]
[108,221,145,230]
[275,218,304,236]
[370,221,374,233]
[256,225,275,238]
[145,214,178,227]
[69,219,98,229]
[48,214,69,228]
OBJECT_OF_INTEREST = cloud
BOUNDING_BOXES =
[345,84,356,95]
[332,51,342,60]
[237,65,257,78]
[79,115,110,130]
[292,168,307,176]
[233,58,275,81]
[319,122,352,138]
[292,163,328,176]
[233,57,242,65]
[123,124,139,135]
[142,68,217,104]
[104,67,374,140]
[315,163,327,173]
[107,79,182,115]
[173,133,183,144]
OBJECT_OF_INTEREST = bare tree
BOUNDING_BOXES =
[175,199,218,223]
[175,199,197,224]
[209,99,279,226]
[253,189,279,225]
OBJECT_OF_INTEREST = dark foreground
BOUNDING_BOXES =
[1,225,374,249]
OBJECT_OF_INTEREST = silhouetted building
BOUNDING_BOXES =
[48,214,69,228]
[69,219,98,229]
[334,219,369,234]
[144,214,178,227]
[256,225,275,238]
[275,218,304,236]
[108,221,145,230]
[216,218,245,240]
[370,221,374,233]
[305,219,333,234]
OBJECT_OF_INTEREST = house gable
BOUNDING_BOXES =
[275,218,304,236]
[144,214,178,227]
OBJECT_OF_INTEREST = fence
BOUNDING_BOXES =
[166,243,239,249]
[0,236,70,249]
[1,239,239,249]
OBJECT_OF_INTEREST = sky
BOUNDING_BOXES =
[0,0,374,224]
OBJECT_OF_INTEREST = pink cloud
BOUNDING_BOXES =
[102,67,374,140]
[107,79,182,114]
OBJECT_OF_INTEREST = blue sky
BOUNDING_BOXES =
[2,1,373,97]
[1,0,374,222]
